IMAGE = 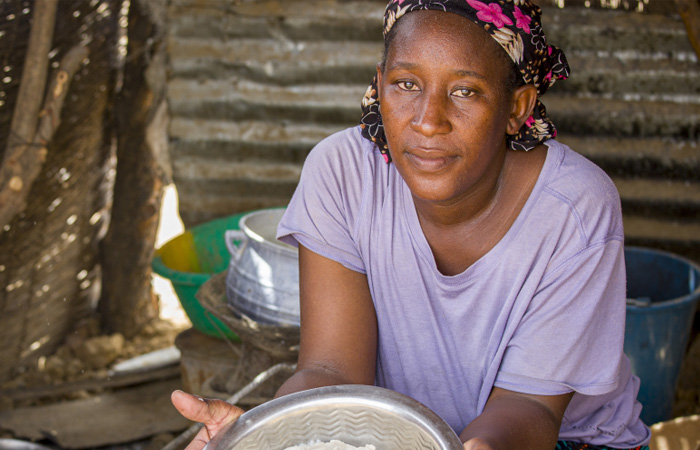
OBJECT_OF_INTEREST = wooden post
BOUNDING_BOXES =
[98,0,168,337]
[0,0,58,229]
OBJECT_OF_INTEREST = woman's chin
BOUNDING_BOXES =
[406,182,464,206]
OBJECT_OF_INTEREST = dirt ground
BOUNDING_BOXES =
[0,312,295,450]
[0,317,186,410]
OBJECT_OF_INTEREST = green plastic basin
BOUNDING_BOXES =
[152,212,249,340]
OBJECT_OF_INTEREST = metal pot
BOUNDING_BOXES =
[225,208,300,327]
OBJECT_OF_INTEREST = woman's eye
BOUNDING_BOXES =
[397,81,418,91]
[453,88,474,98]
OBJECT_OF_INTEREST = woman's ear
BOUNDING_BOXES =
[507,84,538,135]
[375,62,384,101]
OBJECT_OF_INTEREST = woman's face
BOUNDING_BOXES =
[377,10,522,206]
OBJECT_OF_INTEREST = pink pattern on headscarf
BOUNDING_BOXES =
[525,116,536,128]
[513,6,532,33]
[466,0,513,28]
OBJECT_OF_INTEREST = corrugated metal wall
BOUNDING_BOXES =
[166,0,700,262]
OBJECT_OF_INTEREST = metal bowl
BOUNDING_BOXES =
[0,440,54,450]
[204,385,463,450]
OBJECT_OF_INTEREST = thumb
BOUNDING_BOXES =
[171,390,244,428]
[462,437,495,450]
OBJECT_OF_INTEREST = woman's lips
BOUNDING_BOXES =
[405,149,456,172]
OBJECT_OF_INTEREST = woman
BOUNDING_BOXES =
[172,1,652,449]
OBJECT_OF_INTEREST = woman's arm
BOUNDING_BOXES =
[170,244,376,450]
[461,387,573,450]
[275,243,378,397]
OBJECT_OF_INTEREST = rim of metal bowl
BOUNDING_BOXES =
[204,384,463,450]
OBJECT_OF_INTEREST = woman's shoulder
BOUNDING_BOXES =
[544,140,618,199]
[304,126,380,171]
[539,139,623,241]
[300,126,389,204]
[277,126,378,271]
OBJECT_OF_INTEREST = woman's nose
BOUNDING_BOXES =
[410,92,451,137]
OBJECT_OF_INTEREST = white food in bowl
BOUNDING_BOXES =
[283,441,376,450]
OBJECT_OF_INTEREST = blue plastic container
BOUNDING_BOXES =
[623,246,700,425]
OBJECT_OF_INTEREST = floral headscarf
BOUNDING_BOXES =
[360,0,570,162]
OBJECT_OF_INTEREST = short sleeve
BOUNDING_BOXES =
[276,128,367,273]
[495,239,627,396]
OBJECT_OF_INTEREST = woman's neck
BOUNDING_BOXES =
[412,145,548,275]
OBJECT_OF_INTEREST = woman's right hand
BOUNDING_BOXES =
[171,390,245,450]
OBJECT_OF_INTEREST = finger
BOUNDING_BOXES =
[171,390,244,428]
[171,390,208,422]
[183,425,213,450]
[462,437,494,450]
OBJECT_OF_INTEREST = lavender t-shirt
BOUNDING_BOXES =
[277,126,651,447]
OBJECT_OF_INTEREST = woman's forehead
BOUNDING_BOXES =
[392,9,479,35]
[386,10,505,70]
